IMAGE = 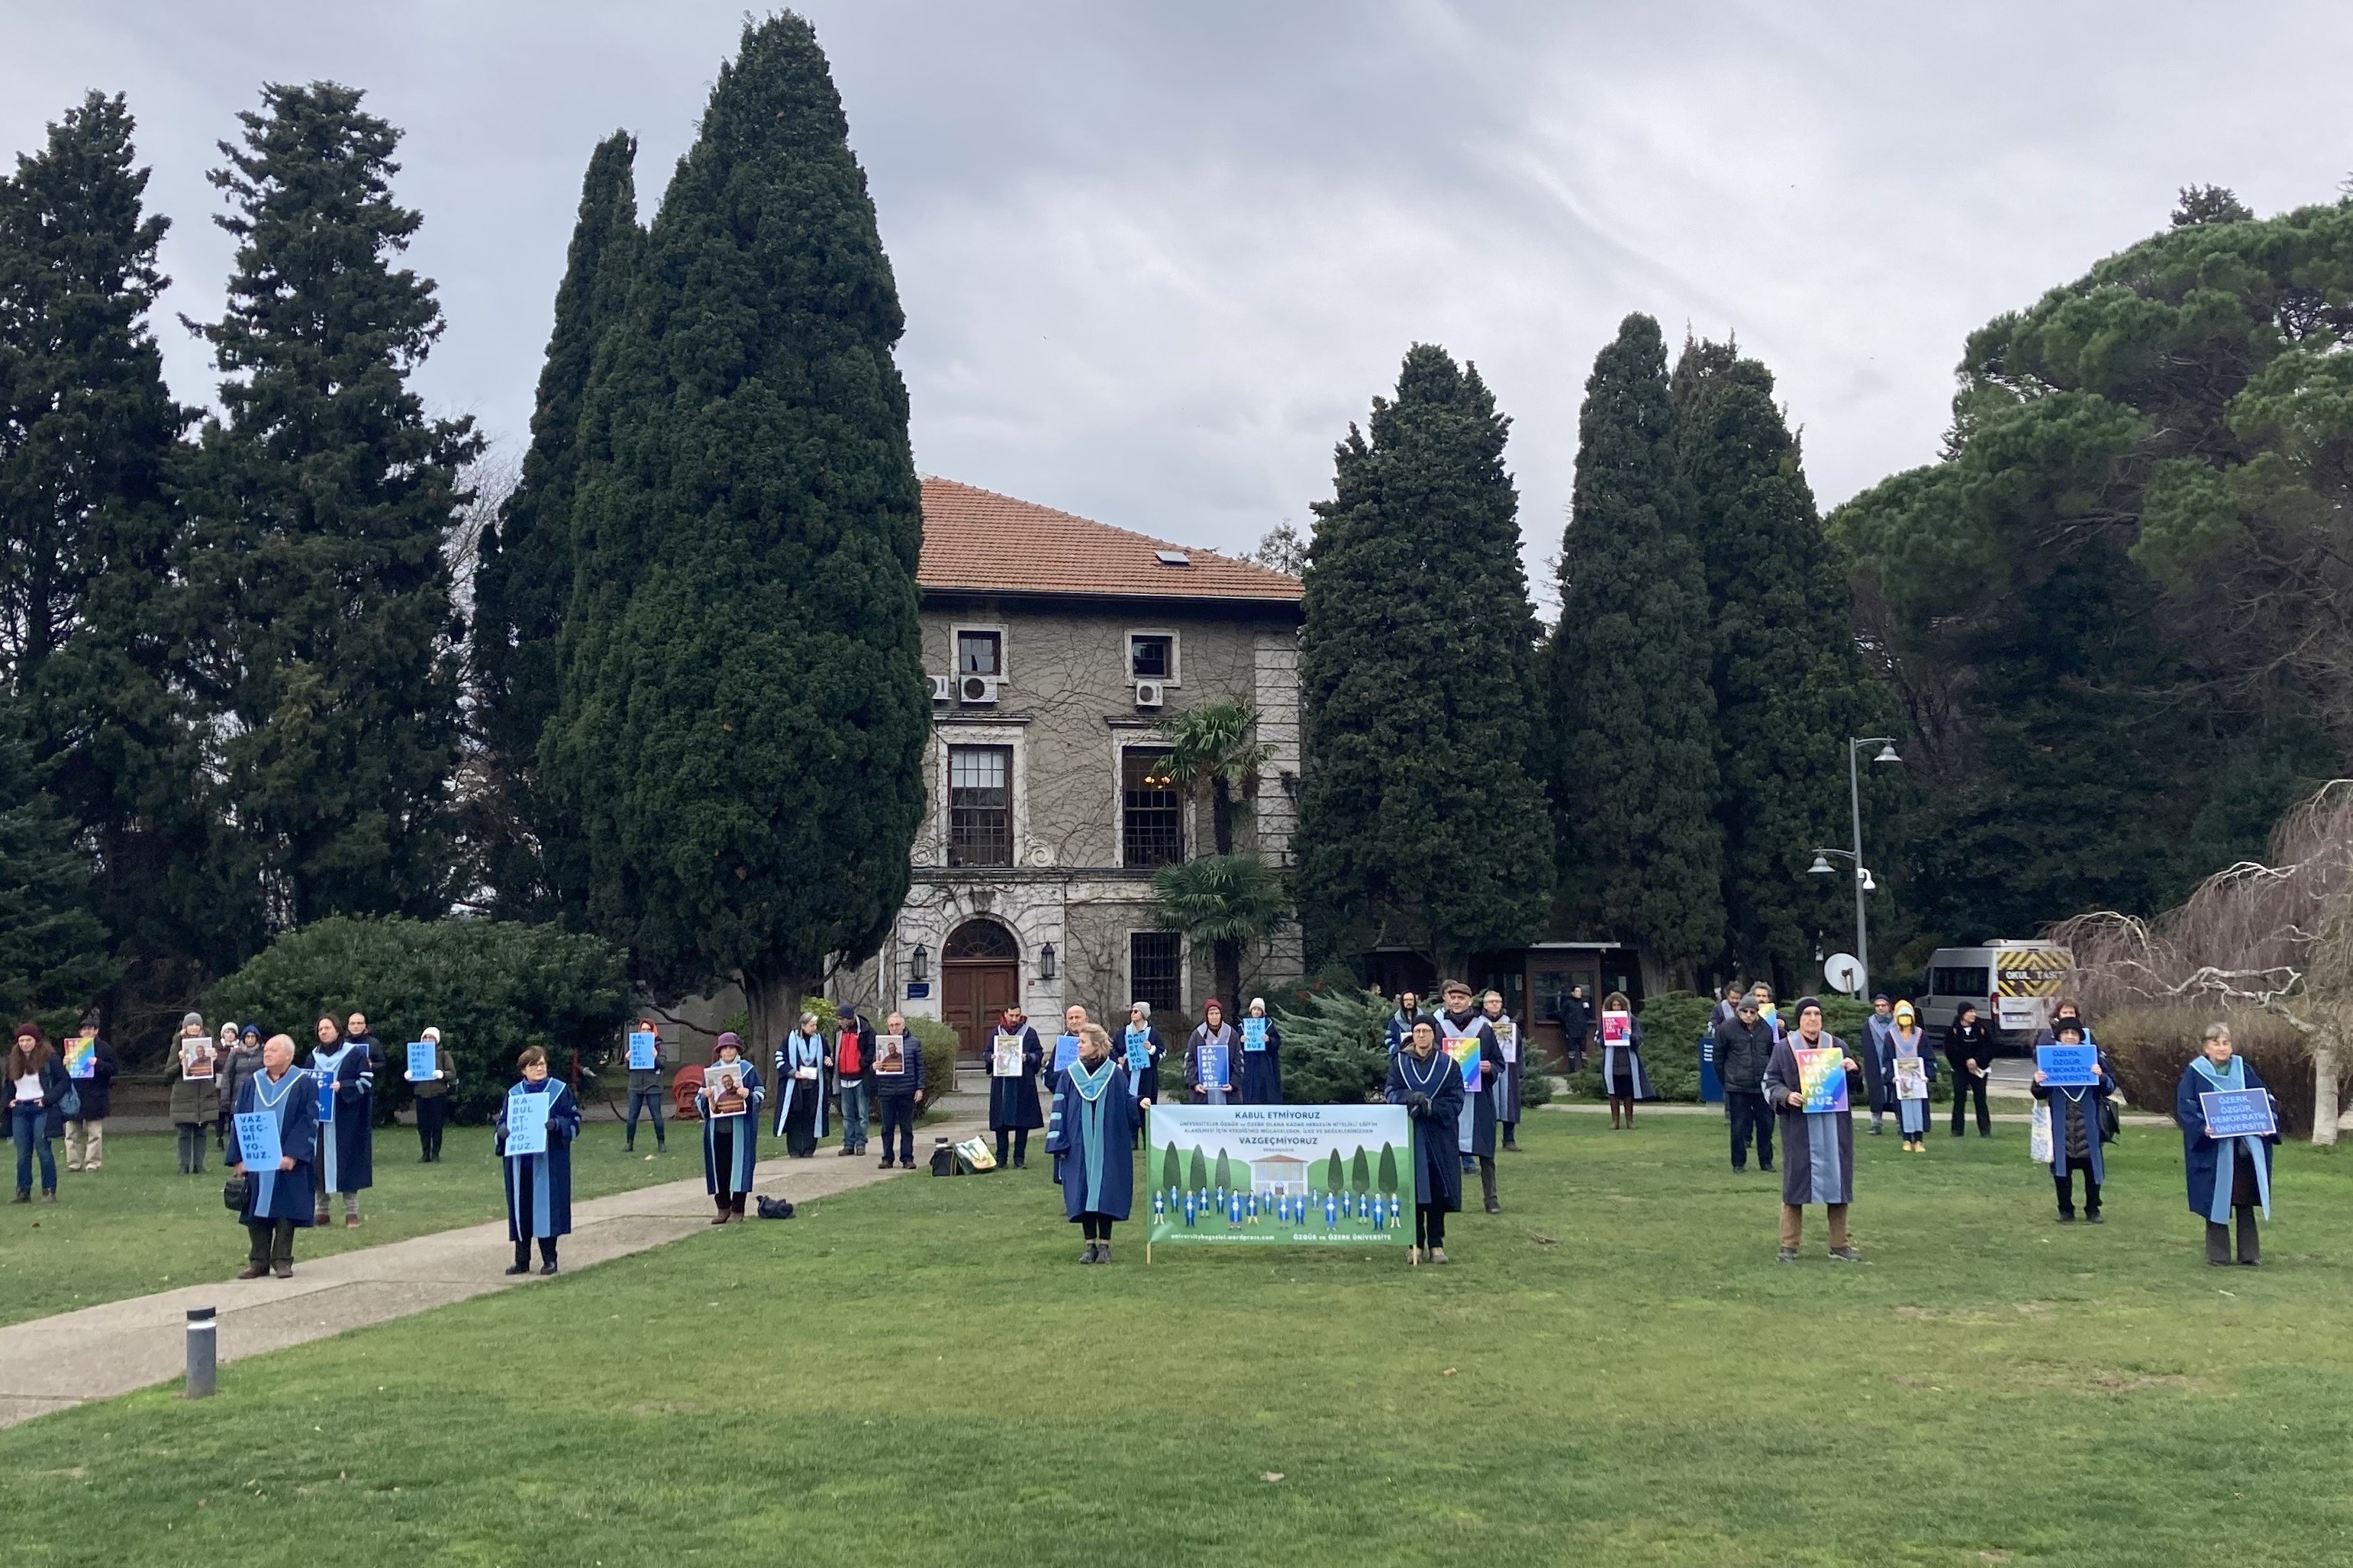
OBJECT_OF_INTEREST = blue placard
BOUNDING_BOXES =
[504,1087,553,1156]
[313,1068,336,1122]
[1053,1034,1081,1075]
[1243,1017,1268,1052]
[2036,1044,2098,1087]
[1123,1025,1151,1075]
[406,1042,437,1083]
[627,1031,659,1071]
[233,1109,281,1169]
[2201,1088,2277,1139]
[1199,1041,1229,1091]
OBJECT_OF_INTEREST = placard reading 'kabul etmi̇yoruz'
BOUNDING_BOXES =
[1146,1104,1413,1248]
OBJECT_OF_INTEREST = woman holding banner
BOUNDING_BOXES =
[1385,1019,1468,1265]
[2031,1019,2113,1222]
[1046,1022,1136,1263]
[2176,1022,2277,1267]
[1185,1001,1239,1106]
[227,1034,316,1279]
[1597,990,1652,1130]
[700,1032,766,1223]
[497,1045,580,1274]
[1762,998,1864,1263]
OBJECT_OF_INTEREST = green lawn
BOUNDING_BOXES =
[0,1122,694,1325]
[8,1112,2353,1566]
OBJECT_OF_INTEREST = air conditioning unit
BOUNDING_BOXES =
[930,675,953,704]
[1133,680,1166,710]
[959,674,1001,705]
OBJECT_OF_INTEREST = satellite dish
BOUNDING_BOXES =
[1823,952,1865,995]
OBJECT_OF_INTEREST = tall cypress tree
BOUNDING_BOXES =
[1549,314,1723,974]
[0,92,232,1029]
[470,130,640,921]
[543,17,928,1048]
[178,83,479,926]
[0,697,112,1027]
[1294,344,1555,975]
[1673,338,1895,988]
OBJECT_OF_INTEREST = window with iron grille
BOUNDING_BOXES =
[1122,747,1184,867]
[1130,931,1183,1016]
[948,745,1013,868]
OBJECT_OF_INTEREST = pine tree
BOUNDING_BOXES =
[469,130,640,921]
[1549,314,1723,974]
[0,697,112,1027]
[178,83,479,927]
[543,18,928,1049]
[1673,337,1894,988]
[1294,344,1555,976]
[0,92,240,1028]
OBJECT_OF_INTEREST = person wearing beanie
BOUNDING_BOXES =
[1434,980,1507,1213]
[698,1032,765,1222]
[1861,993,1897,1135]
[1384,1019,1468,1264]
[411,1026,457,1163]
[164,1013,218,1176]
[216,1023,266,1155]
[2033,1019,2115,1222]
[1888,1002,1936,1151]
[1762,997,1865,1262]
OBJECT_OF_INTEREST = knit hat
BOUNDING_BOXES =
[1893,1000,1916,1021]
[182,1010,205,1029]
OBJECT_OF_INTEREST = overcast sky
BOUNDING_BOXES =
[7,2,2348,608]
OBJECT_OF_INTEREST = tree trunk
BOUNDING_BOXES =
[1213,938,1243,1016]
[1211,779,1235,857]
[738,957,815,1064]
[2313,1029,2342,1148]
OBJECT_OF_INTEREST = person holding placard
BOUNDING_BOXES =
[1762,997,1864,1262]
[1885,1003,1936,1152]
[1385,1019,1468,1264]
[497,1046,581,1274]
[1185,1000,1239,1106]
[699,1032,766,1222]
[1384,990,1430,1059]
[216,1022,266,1157]
[2177,1022,2278,1266]
[164,1013,217,1177]
[1239,997,1284,1104]
[872,1011,927,1168]
[1056,1005,1091,1086]
[832,1006,877,1157]
[622,1016,668,1153]
[8,1023,67,1203]
[1046,1022,1136,1263]
[1436,980,1506,1212]
[2031,1019,2113,1222]
[60,1025,117,1174]
[410,1026,457,1163]
[1122,1002,1167,1137]
[1481,990,1523,1151]
[307,1013,375,1228]
[1597,990,1652,1130]
[988,1004,1045,1169]
[227,1034,317,1278]
[772,1012,831,1158]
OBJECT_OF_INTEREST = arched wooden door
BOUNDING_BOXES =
[943,919,1020,1061]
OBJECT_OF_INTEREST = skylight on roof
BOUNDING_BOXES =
[1154,549,1191,567]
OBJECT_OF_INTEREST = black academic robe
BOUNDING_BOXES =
[230,1066,318,1225]
[498,1080,582,1240]
[1437,1009,1504,1157]
[1185,1024,1239,1104]
[305,1038,375,1195]
[1385,1048,1467,1210]
[1046,1061,1138,1220]
[1239,1019,1284,1103]
[988,1025,1046,1130]
[1120,1025,1167,1104]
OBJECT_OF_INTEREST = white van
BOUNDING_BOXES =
[1915,941,2072,1050]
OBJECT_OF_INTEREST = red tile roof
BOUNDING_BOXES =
[918,478,1303,604]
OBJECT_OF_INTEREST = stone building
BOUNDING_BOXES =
[837,478,1305,1059]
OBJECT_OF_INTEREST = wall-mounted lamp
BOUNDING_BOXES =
[910,943,929,984]
[1039,942,1057,981]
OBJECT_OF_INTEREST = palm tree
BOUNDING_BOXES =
[1148,700,1286,1007]
[1149,699,1274,856]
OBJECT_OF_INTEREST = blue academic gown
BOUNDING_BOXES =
[498,1080,581,1241]
[701,1064,766,1197]
[2177,1058,2278,1221]
[771,1031,831,1141]
[1046,1059,1137,1220]
[988,1025,1046,1130]
[230,1067,319,1225]
[1239,1020,1284,1103]
[2032,1068,2113,1183]
[306,1038,375,1196]
[1385,1048,1467,1211]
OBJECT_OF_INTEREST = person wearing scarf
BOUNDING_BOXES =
[1385,1019,1468,1264]
[1761,997,1864,1263]
[1435,980,1507,1213]
[699,1033,766,1223]
[2032,1020,2113,1222]
[1046,1022,1136,1263]
[2176,1022,2277,1266]
[1185,1001,1239,1105]
[1481,989,1526,1151]
[227,1034,317,1278]
[1887,1002,1936,1152]
[306,1013,375,1228]
[988,1004,1046,1169]
[1861,993,1897,1136]
[771,1012,831,1157]
[497,1045,581,1275]
[1384,990,1430,1059]
[216,1023,266,1155]
[1121,1002,1167,1148]
[163,1013,216,1177]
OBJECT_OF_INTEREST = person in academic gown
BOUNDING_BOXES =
[1185,1002,1239,1106]
[1385,1019,1468,1264]
[1887,1002,1937,1151]
[1239,997,1284,1103]
[1481,990,1525,1151]
[1861,993,1898,1136]
[1122,1002,1168,1148]
[306,1013,374,1227]
[1597,990,1654,1130]
[1384,991,1430,1059]
[772,1012,830,1157]
[699,1033,766,1222]
[227,1033,317,1279]
[1434,981,1507,1214]
[988,1004,1046,1168]
[2030,1021,2113,1222]
[1046,1023,1138,1264]
[2176,1022,2278,1266]
[498,1045,581,1275]
[1761,997,1864,1263]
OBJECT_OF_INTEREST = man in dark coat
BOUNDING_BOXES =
[1385,1019,1468,1264]
[1713,995,1777,1174]
[988,1004,1045,1168]
[1761,997,1863,1263]
[1559,985,1594,1070]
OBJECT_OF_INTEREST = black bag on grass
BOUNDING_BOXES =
[754,1196,795,1219]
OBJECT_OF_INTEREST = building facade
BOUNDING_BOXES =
[839,480,1306,1058]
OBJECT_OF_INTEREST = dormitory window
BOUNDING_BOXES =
[1130,932,1183,1016]
[957,629,1003,676]
[1122,748,1184,867]
[948,745,1013,868]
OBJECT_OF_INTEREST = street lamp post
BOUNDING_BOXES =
[1809,737,1900,998]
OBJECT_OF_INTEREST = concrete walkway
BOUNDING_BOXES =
[0,1112,985,1429]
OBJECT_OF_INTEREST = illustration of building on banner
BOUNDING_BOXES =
[1251,1152,1308,1196]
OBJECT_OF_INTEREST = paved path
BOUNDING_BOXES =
[0,1112,985,1429]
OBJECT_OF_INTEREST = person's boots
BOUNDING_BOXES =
[1098,1241,1111,1264]
[2205,1221,2232,1266]
[2236,1208,2261,1266]
[1480,1158,1500,1215]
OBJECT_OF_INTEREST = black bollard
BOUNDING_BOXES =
[185,1306,217,1399]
